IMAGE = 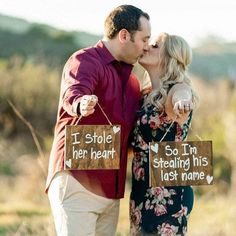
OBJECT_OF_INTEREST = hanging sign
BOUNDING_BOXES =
[64,125,121,170]
[149,140,213,186]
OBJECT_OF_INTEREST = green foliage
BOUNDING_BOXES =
[189,37,236,80]
[193,115,226,156]
[0,26,79,67]
[0,13,30,33]
[214,155,232,184]
[74,31,102,48]
[0,15,101,140]
[0,163,13,176]
[189,51,236,80]
[0,15,101,68]
[0,225,18,236]
[0,61,60,137]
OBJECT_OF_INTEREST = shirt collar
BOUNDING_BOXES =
[95,40,115,64]
[95,40,133,70]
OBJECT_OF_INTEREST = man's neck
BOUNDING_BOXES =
[102,37,120,61]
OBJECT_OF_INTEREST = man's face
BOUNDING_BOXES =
[138,35,164,69]
[121,16,151,64]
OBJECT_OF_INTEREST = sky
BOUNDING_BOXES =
[0,0,236,47]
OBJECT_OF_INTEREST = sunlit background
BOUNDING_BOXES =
[0,0,236,235]
[1,0,236,46]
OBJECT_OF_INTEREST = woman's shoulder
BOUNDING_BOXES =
[141,86,152,96]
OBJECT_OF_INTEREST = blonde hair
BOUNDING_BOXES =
[143,33,198,111]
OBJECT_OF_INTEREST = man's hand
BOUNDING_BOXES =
[79,95,98,117]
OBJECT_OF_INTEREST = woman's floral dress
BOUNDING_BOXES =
[130,98,194,236]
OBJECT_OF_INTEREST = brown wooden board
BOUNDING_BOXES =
[149,140,213,186]
[64,125,121,170]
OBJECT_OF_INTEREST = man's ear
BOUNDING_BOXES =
[118,29,130,43]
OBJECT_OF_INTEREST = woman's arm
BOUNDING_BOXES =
[165,83,193,125]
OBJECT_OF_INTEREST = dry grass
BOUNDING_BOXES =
[188,195,235,236]
[117,186,235,236]
[0,156,235,236]
[0,189,235,236]
[116,157,235,236]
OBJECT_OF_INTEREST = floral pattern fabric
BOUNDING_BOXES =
[130,100,194,236]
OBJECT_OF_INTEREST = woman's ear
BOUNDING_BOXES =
[118,29,130,43]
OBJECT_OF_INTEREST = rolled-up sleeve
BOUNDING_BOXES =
[61,53,99,117]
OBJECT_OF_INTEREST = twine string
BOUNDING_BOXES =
[75,102,202,141]
[159,115,202,142]
[159,117,177,142]
[75,101,112,125]
[97,102,112,125]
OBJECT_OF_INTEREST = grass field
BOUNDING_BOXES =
[0,152,234,235]
[117,187,235,236]
[0,183,234,236]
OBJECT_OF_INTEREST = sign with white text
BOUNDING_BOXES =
[64,125,121,170]
[149,141,213,186]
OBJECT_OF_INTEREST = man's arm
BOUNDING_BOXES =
[61,53,99,117]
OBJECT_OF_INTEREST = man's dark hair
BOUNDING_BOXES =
[104,5,150,39]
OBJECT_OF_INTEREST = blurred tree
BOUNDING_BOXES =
[0,61,60,138]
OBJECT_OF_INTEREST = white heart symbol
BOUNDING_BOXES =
[206,175,213,184]
[151,143,159,153]
[65,159,72,168]
[113,126,120,134]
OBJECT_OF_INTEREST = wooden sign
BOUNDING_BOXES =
[149,140,213,186]
[64,125,121,170]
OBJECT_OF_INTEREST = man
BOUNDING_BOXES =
[46,5,151,236]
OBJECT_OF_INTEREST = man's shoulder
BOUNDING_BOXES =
[72,45,101,63]
[64,45,104,76]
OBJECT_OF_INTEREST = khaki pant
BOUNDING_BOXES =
[48,171,120,236]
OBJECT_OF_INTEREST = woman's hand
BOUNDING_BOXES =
[165,83,193,124]
[173,99,193,118]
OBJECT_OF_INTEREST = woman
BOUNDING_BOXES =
[130,33,198,235]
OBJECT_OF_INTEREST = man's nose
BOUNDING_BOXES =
[144,43,149,52]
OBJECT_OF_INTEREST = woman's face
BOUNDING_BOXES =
[138,36,164,69]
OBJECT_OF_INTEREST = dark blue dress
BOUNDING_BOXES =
[130,100,194,236]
